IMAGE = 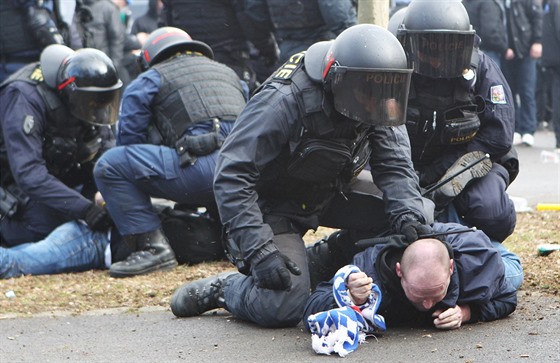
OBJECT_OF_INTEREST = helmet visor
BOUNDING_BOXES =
[67,84,123,126]
[330,68,412,126]
[404,31,475,78]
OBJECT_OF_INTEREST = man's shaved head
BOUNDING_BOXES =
[396,238,453,311]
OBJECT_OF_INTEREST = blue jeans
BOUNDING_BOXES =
[94,121,234,236]
[437,204,523,289]
[502,56,538,135]
[0,221,109,279]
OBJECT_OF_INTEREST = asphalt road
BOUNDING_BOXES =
[1,130,559,362]
[0,293,558,362]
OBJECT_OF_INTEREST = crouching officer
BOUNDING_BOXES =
[0,44,122,246]
[93,27,248,278]
[170,24,433,328]
[394,0,518,242]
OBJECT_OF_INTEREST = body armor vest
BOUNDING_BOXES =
[0,63,103,185]
[0,1,42,55]
[152,54,246,147]
[267,0,324,31]
[165,1,246,51]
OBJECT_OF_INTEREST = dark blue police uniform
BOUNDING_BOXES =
[0,64,114,246]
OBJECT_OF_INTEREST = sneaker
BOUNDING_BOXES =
[432,151,492,208]
[521,133,534,146]
[513,132,522,146]
[170,271,236,317]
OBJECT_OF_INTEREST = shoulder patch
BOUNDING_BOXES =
[272,52,305,83]
[490,85,507,104]
[29,65,44,83]
[23,115,36,135]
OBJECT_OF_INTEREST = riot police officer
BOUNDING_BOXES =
[170,24,433,328]
[395,0,517,242]
[159,0,279,92]
[245,0,357,66]
[0,44,122,246]
[93,27,247,278]
[0,0,65,82]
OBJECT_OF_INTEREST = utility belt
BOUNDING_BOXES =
[175,118,223,167]
[0,184,29,220]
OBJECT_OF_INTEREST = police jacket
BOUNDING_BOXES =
[0,63,114,219]
[505,0,543,58]
[407,50,515,185]
[214,52,429,268]
[463,0,508,56]
[304,222,518,326]
[117,53,246,147]
[541,0,560,68]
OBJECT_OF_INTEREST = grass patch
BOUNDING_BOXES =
[1,212,558,316]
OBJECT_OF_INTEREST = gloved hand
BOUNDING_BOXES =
[25,6,64,45]
[398,220,433,243]
[252,251,302,291]
[83,204,112,231]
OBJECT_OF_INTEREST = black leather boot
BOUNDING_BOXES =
[109,229,178,278]
[170,271,237,317]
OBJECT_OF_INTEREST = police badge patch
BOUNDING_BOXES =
[490,85,507,104]
[23,115,35,134]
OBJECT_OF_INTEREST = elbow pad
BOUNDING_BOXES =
[26,6,64,46]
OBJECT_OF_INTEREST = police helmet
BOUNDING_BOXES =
[139,27,214,71]
[397,0,475,78]
[55,48,123,126]
[388,7,408,37]
[308,24,412,126]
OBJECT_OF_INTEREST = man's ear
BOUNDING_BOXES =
[396,262,403,278]
[449,259,454,275]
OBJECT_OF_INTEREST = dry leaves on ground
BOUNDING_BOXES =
[0,212,558,316]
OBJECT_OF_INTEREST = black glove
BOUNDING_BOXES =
[83,204,112,232]
[398,220,433,243]
[25,6,64,46]
[252,251,302,291]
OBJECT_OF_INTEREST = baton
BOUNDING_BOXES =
[422,153,491,196]
[354,227,477,250]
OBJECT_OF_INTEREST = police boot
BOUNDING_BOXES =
[109,229,178,278]
[431,151,492,210]
[170,271,237,317]
[306,231,351,290]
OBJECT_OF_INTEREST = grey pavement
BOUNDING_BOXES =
[1,131,559,362]
[507,129,560,209]
[0,293,558,362]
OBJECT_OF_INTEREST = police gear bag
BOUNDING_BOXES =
[440,105,480,144]
[158,205,226,265]
[287,138,353,183]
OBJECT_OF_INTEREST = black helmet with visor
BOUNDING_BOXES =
[317,24,412,126]
[53,47,122,126]
[397,0,475,78]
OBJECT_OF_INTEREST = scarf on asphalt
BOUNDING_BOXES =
[307,264,386,357]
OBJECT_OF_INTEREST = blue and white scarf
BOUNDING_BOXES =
[307,265,386,357]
